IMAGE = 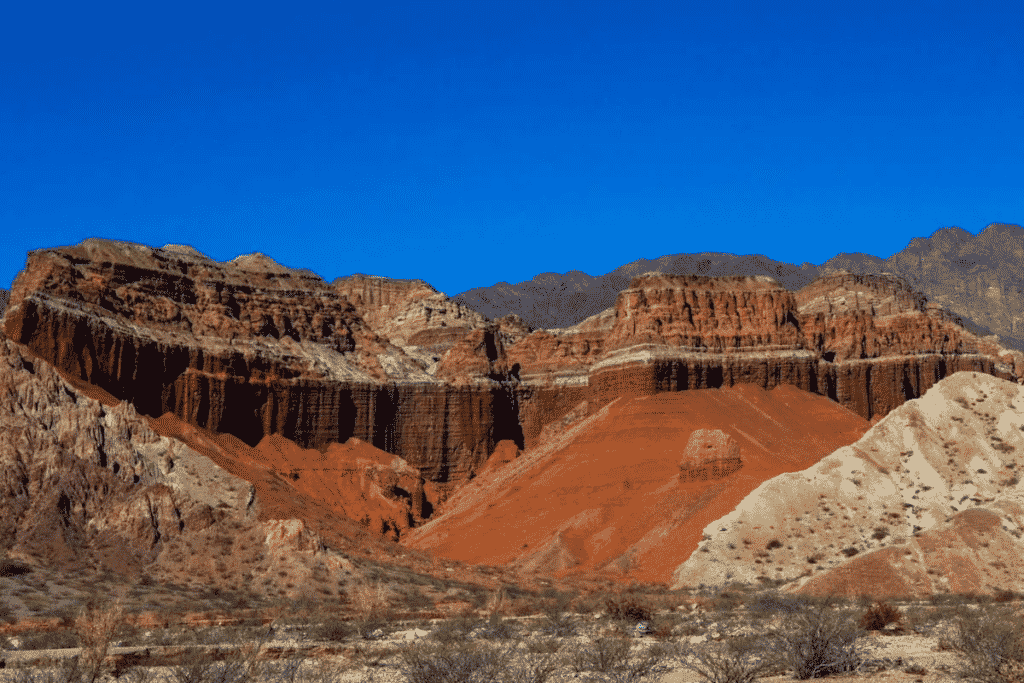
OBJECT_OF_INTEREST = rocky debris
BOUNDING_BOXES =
[0,290,8,320]
[670,371,1024,599]
[678,429,743,483]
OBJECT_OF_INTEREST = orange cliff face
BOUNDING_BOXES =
[402,382,872,585]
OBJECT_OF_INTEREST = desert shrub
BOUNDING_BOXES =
[477,612,519,640]
[313,618,355,642]
[858,601,904,631]
[502,652,562,683]
[871,527,890,540]
[403,587,435,611]
[0,558,32,577]
[539,596,577,636]
[647,613,682,639]
[950,605,1024,683]
[399,641,511,683]
[746,592,810,617]
[524,638,562,654]
[605,594,654,622]
[18,628,80,650]
[431,615,478,645]
[777,604,867,679]
[993,589,1018,603]
[676,637,783,683]
[566,636,632,674]
[11,655,86,683]
[766,539,783,550]
[840,547,859,557]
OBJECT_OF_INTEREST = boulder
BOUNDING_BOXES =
[678,429,743,483]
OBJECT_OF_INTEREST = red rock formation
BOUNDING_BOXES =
[403,383,871,583]
[2,240,522,499]
[0,335,367,598]
[3,241,1018,543]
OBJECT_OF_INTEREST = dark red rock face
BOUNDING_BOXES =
[2,242,1018,504]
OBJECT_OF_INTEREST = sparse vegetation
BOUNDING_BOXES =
[859,601,904,631]
[677,637,782,683]
[776,602,867,679]
[951,604,1024,683]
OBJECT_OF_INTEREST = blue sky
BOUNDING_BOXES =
[2,1,1022,296]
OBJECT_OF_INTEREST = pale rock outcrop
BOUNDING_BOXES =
[678,429,743,483]
[0,335,357,596]
[670,371,1024,599]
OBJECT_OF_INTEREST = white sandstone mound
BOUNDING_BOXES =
[671,371,1024,596]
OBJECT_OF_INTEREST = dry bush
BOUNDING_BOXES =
[477,612,519,640]
[503,652,562,683]
[524,638,562,654]
[605,594,654,622]
[676,637,782,683]
[745,591,811,618]
[565,636,632,674]
[858,601,904,631]
[0,558,32,577]
[167,625,275,683]
[777,605,867,679]
[73,592,126,683]
[399,641,512,683]
[565,637,674,682]
[950,605,1024,683]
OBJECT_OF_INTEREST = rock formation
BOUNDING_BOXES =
[678,429,743,483]
[670,371,1024,599]
[0,335,355,597]
[455,223,1024,354]
[404,383,871,583]
[3,238,1019,542]
[2,239,521,505]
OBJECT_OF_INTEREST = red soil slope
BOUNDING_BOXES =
[403,384,871,584]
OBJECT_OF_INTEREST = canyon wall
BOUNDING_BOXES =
[2,240,1019,513]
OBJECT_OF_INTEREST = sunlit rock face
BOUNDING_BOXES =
[670,371,1024,600]
[3,240,1019,535]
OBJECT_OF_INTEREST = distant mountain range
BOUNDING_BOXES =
[453,223,1024,351]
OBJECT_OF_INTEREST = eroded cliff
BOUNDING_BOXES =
[3,240,1019,527]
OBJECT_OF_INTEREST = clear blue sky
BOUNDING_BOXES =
[2,1,1022,296]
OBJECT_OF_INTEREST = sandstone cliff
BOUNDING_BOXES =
[2,240,522,503]
[456,223,1024,355]
[4,239,1018,535]
[670,371,1024,599]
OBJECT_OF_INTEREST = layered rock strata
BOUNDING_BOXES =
[2,240,520,502]
[3,240,1018,522]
